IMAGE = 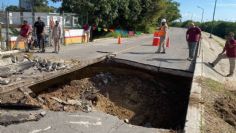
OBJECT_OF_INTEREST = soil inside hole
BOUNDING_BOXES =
[197,77,236,133]
[27,63,191,130]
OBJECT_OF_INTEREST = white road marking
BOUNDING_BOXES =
[68,115,101,121]
[69,121,102,128]
[29,126,51,133]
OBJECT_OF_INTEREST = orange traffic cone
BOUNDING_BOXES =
[118,36,121,44]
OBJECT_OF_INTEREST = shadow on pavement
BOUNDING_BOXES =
[147,58,187,63]
[141,45,153,46]
[125,52,156,55]
[203,62,225,77]
[96,51,112,54]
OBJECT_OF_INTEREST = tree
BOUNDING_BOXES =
[51,0,181,31]
[17,0,54,12]
[6,6,20,12]
[162,0,181,23]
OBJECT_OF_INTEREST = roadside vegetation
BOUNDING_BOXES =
[52,0,181,34]
[6,0,181,38]
[197,77,236,133]
[171,20,236,39]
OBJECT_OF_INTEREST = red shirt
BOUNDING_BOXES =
[20,24,30,37]
[225,39,236,58]
[186,27,201,42]
[83,24,89,31]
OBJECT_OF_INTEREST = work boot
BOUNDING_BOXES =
[187,57,193,61]
[41,49,45,53]
[226,73,233,77]
[208,62,215,67]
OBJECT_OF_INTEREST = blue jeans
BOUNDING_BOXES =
[188,42,198,59]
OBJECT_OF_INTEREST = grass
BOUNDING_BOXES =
[197,77,236,99]
[197,77,224,92]
[197,77,236,133]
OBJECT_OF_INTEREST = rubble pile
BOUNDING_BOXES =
[0,54,69,85]
[19,72,189,129]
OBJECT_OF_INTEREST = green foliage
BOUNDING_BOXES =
[51,0,181,31]
[9,27,19,36]
[171,20,236,39]
[33,0,55,12]
[6,6,20,12]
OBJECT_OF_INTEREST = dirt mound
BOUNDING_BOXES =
[214,94,236,128]
[24,72,189,130]
[199,77,236,133]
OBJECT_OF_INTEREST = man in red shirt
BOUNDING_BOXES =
[15,20,31,50]
[209,32,236,77]
[186,23,202,61]
[83,24,91,43]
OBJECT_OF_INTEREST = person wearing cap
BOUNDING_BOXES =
[52,21,61,54]
[208,32,236,77]
[34,17,46,53]
[14,20,31,51]
[186,23,202,61]
[156,19,168,54]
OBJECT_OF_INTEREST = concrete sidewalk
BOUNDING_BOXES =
[185,32,236,133]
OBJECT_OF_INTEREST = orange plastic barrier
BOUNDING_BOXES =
[152,32,160,46]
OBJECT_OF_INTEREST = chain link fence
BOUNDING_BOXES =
[0,11,80,51]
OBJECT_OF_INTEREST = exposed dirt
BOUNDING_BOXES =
[197,77,236,133]
[214,96,236,128]
[0,62,191,131]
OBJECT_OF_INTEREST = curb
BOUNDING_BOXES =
[184,39,204,133]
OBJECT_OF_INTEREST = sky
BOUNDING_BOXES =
[1,0,236,22]
[174,0,236,22]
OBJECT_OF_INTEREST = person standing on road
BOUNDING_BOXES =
[52,21,61,54]
[14,20,31,51]
[208,32,236,77]
[156,19,168,54]
[186,23,202,61]
[34,17,45,53]
[83,23,91,43]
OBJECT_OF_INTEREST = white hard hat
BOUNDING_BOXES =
[161,19,167,23]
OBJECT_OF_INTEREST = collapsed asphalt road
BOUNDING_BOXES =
[0,60,192,132]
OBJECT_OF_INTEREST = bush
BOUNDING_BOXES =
[173,20,236,38]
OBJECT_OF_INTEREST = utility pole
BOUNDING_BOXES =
[197,6,204,23]
[5,10,9,50]
[209,0,217,38]
[32,0,35,25]
[61,0,65,45]
[19,0,23,24]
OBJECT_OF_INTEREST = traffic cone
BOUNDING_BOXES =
[118,36,121,44]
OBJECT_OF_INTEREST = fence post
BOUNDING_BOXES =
[5,10,9,50]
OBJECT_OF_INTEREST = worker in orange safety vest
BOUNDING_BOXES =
[155,19,168,54]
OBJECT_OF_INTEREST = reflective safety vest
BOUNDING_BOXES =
[158,26,167,37]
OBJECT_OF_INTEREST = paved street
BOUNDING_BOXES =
[0,27,193,133]
[0,111,169,133]
[34,27,193,73]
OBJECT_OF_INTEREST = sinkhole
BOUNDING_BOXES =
[29,60,192,130]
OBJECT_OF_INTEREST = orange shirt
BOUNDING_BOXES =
[158,25,167,37]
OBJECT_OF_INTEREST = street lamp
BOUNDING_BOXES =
[197,6,204,23]
[209,0,218,38]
